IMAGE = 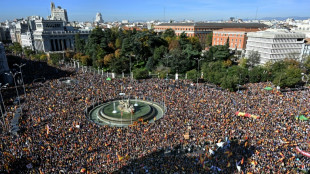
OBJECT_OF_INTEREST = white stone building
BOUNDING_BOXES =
[20,31,34,49]
[291,24,310,38]
[95,13,104,23]
[245,29,305,64]
[49,2,68,22]
[33,19,90,52]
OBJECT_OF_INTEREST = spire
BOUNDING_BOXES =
[51,2,55,11]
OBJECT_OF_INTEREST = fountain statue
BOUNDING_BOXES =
[118,98,135,113]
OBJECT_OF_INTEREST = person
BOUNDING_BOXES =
[1,62,310,173]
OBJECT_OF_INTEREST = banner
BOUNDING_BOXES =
[296,146,310,157]
[235,111,260,119]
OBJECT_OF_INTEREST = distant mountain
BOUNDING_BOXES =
[259,16,310,21]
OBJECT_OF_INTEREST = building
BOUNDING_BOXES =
[291,24,310,38]
[0,42,11,84]
[212,28,263,50]
[49,2,68,22]
[33,19,90,52]
[301,39,310,60]
[15,21,29,44]
[20,31,34,49]
[95,12,104,23]
[154,23,267,48]
[0,28,4,41]
[245,29,305,64]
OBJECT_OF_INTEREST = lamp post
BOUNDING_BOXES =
[126,54,134,81]
[5,71,21,107]
[194,57,204,89]
[13,63,26,98]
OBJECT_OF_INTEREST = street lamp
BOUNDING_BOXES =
[5,71,21,108]
[194,57,204,89]
[126,54,135,81]
[13,63,26,98]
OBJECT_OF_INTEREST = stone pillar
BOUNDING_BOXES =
[59,39,63,51]
[63,39,67,50]
[55,39,59,51]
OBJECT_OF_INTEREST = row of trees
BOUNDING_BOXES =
[6,27,310,91]
[73,27,202,74]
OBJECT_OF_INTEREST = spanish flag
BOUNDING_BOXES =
[125,154,130,160]
[117,154,124,161]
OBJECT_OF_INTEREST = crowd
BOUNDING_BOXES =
[1,62,310,173]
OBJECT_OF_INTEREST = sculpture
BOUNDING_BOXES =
[118,98,135,113]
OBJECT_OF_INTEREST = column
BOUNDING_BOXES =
[55,39,59,51]
[63,39,67,50]
[59,39,63,51]
[50,39,54,51]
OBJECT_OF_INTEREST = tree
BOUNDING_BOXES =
[40,54,47,62]
[162,28,176,38]
[133,68,149,79]
[247,50,260,67]
[74,33,85,53]
[145,56,155,71]
[225,37,230,48]
[115,38,122,49]
[248,66,266,83]
[238,57,248,68]
[23,47,34,58]
[221,75,239,91]
[205,33,213,47]
[272,67,302,88]
[186,69,198,81]
[81,55,91,66]
[304,55,310,73]
[9,42,22,55]
[211,45,230,61]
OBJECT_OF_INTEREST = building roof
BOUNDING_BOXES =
[247,29,306,39]
[155,22,267,28]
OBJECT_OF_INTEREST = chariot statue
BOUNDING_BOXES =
[118,98,135,113]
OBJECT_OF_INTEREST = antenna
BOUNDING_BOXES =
[255,7,258,20]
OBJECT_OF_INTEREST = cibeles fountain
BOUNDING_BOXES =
[87,96,165,127]
[117,98,135,114]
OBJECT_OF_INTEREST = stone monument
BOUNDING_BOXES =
[118,98,135,113]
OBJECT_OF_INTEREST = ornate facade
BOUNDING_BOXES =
[33,19,90,52]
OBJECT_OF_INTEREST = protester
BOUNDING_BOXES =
[1,64,310,173]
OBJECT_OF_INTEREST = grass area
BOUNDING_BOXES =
[102,101,151,119]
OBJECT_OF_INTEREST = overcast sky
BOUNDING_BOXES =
[0,0,309,22]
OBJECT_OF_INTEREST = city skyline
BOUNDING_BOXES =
[0,0,309,22]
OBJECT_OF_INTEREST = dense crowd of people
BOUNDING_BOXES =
[1,62,310,173]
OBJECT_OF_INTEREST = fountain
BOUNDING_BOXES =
[87,97,165,127]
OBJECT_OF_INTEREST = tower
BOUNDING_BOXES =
[95,12,104,23]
